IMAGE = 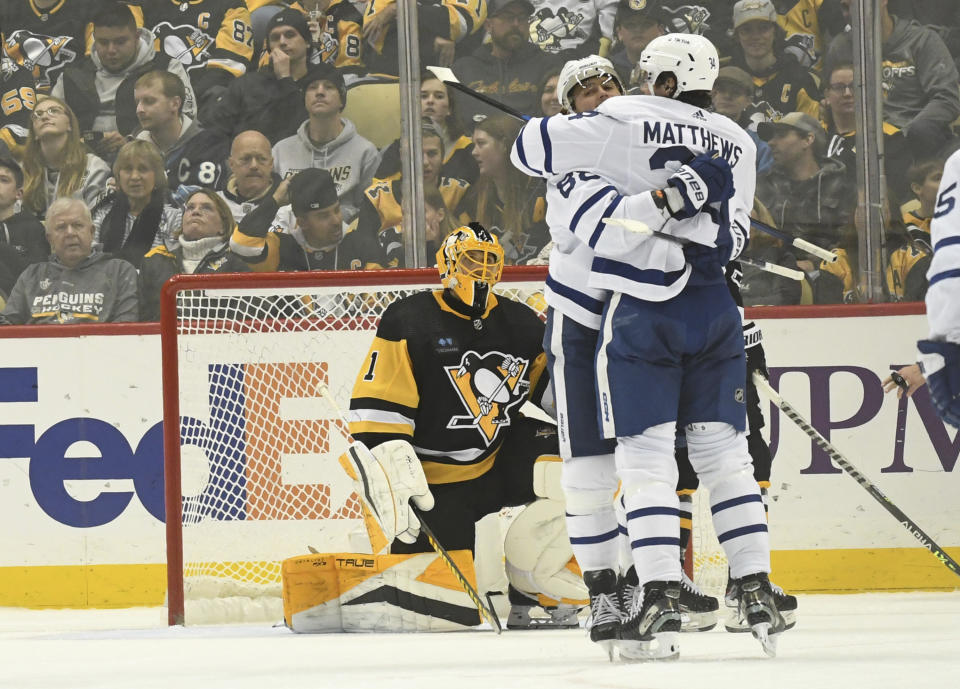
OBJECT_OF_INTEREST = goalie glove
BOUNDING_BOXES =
[339,439,435,548]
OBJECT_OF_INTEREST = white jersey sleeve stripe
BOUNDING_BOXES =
[569,184,620,243]
[592,257,687,287]
[545,273,606,315]
[513,128,543,176]
[539,117,555,174]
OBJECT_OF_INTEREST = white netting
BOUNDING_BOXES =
[164,271,550,624]
[691,486,729,598]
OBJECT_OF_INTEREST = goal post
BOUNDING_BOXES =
[159,267,554,625]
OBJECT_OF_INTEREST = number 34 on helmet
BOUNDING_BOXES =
[436,223,505,312]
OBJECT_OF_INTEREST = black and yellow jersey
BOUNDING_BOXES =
[733,54,821,121]
[0,0,94,92]
[376,134,479,185]
[357,175,470,267]
[129,0,253,79]
[349,289,548,485]
[256,2,363,75]
[774,0,845,72]
[0,57,37,155]
[886,211,932,301]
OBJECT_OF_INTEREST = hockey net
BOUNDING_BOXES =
[160,267,556,625]
[160,267,729,625]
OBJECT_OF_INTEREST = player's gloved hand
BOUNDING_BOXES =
[744,322,768,379]
[663,152,735,219]
[917,339,960,428]
[339,439,435,546]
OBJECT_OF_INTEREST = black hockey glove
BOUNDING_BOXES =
[744,323,768,381]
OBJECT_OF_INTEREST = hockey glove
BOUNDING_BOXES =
[663,152,735,220]
[339,439,435,548]
[917,339,960,428]
[744,322,768,380]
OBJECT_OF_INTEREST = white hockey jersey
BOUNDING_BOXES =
[924,149,960,345]
[512,95,757,307]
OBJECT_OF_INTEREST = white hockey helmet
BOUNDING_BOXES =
[556,55,624,112]
[637,33,719,98]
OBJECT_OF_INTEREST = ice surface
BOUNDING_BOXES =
[2,592,958,689]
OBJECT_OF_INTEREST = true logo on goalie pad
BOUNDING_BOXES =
[445,350,529,445]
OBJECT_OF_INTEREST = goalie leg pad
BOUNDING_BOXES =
[504,498,589,607]
[282,550,482,632]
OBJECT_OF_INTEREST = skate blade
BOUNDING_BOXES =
[680,610,718,633]
[619,632,680,662]
[751,622,778,658]
[595,639,617,662]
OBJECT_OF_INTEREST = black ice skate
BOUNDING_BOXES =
[583,569,622,661]
[732,572,787,657]
[725,576,797,633]
[679,571,719,632]
[506,584,581,630]
[618,580,681,661]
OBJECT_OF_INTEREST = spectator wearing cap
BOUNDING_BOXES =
[363,0,487,77]
[451,0,562,127]
[728,0,822,122]
[202,8,317,144]
[271,63,380,224]
[826,0,960,160]
[0,157,48,298]
[609,0,664,85]
[231,167,383,271]
[138,188,250,321]
[756,111,858,301]
[711,66,774,174]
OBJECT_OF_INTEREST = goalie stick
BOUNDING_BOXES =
[753,373,960,579]
[316,383,504,632]
[427,65,838,265]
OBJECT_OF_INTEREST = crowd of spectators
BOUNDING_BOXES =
[0,0,958,323]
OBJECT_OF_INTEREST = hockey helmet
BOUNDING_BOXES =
[436,223,504,312]
[556,55,624,113]
[637,33,719,98]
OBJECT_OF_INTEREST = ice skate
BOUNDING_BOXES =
[506,585,581,630]
[725,576,796,633]
[679,570,718,632]
[583,569,622,661]
[618,581,682,661]
[733,572,786,657]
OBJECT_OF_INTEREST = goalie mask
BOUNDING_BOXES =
[436,223,504,313]
[637,33,719,98]
[556,55,624,112]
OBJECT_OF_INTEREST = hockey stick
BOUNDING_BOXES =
[603,218,804,280]
[427,65,839,265]
[316,383,504,632]
[753,373,960,578]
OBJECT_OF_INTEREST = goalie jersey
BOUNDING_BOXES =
[348,289,549,485]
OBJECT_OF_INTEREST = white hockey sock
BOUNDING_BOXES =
[562,454,621,572]
[686,423,770,580]
[616,425,681,584]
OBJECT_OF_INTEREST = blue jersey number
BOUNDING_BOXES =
[557,171,601,198]
[935,181,957,219]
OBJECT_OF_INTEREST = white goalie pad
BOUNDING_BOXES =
[282,550,482,633]
[503,498,588,605]
[533,455,564,501]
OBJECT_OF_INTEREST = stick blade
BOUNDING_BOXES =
[602,217,652,234]
[426,65,459,84]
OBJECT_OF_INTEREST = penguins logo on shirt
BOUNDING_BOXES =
[529,8,585,53]
[445,350,529,445]
[152,22,214,71]
[660,5,711,35]
[4,30,77,89]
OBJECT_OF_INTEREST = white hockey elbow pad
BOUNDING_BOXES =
[339,439,434,547]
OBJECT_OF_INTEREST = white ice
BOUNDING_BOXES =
[2,592,959,689]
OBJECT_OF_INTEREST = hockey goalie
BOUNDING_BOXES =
[282,224,588,632]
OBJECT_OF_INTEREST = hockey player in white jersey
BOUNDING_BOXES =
[512,33,786,658]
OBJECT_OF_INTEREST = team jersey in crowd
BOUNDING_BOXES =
[774,0,845,72]
[306,0,363,75]
[348,289,549,484]
[527,0,617,56]
[0,0,93,92]
[0,56,36,154]
[511,96,756,304]
[733,54,822,122]
[357,175,470,267]
[129,0,253,81]
[923,149,960,343]
[137,116,230,190]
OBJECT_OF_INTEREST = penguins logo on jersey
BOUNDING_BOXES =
[152,22,214,70]
[529,8,585,53]
[445,351,529,445]
[4,31,77,89]
[660,5,710,35]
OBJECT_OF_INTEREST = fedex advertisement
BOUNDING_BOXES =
[0,306,958,608]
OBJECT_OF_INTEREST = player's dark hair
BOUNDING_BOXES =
[92,2,137,31]
[678,90,713,109]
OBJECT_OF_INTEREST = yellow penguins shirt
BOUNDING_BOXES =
[774,0,844,72]
[130,0,253,79]
[0,0,94,92]
[349,289,549,485]
[886,210,932,301]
